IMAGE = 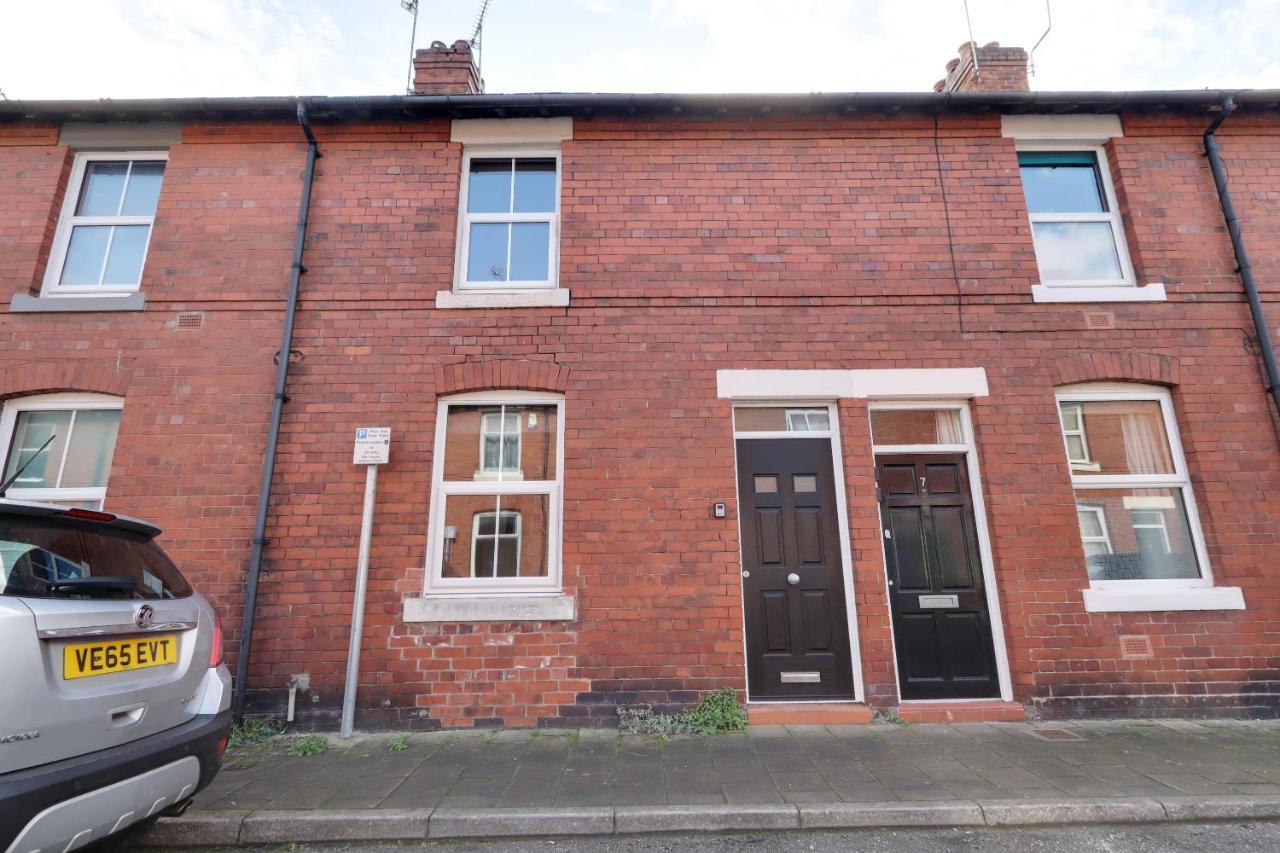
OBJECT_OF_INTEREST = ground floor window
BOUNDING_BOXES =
[427,391,563,594]
[1055,385,1210,585]
[0,393,123,509]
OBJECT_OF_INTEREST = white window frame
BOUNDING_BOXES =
[479,410,522,477]
[783,408,830,432]
[1059,399,1100,468]
[470,510,522,578]
[1130,508,1172,553]
[41,150,168,298]
[453,147,561,293]
[425,390,564,596]
[1055,384,1214,594]
[0,393,124,509]
[1076,504,1114,556]
[1018,144,1136,290]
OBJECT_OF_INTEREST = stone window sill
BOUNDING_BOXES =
[1031,283,1166,304]
[1082,585,1245,613]
[403,594,575,622]
[435,289,570,310]
[11,293,146,313]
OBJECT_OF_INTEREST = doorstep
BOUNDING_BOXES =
[895,700,1026,724]
[747,702,873,726]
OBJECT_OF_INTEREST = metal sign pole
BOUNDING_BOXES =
[341,427,390,739]
[340,463,377,739]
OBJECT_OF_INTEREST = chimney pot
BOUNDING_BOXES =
[412,39,484,96]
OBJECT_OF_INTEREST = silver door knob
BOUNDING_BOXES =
[787,573,800,585]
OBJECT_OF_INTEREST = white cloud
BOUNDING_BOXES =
[0,0,1276,99]
[0,0,384,98]
[642,0,1280,92]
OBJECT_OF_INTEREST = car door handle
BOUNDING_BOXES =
[787,573,800,586]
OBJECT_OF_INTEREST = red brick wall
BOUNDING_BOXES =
[2,108,1279,726]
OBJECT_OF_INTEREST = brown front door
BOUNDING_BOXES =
[877,454,1000,700]
[736,438,854,700]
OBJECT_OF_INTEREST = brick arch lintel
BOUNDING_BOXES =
[435,358,569,396]
[1050,350,1179,388]
[0,360,132,401]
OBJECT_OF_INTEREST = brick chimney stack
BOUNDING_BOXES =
[934,41,1029,93]
[412,40,484,95]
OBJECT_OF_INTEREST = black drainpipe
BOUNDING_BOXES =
[232,100,321,722]
[1204,97,1280,421]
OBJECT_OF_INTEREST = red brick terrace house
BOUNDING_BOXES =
[2,40,1279,727]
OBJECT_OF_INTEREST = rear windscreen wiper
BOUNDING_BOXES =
[47,576,138,596]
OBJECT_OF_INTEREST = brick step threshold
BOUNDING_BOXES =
[747,700,1025,726]
[140,796,1280,846]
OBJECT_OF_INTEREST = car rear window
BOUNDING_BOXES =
[0,514,191,600]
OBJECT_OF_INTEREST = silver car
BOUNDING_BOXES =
[0,498,231,852]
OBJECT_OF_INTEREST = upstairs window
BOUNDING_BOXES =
[0,394,123,509]
[1055,386,1211,587]
[1019,150,1134,288]
[43,152,166,297]
[457,153,559,290]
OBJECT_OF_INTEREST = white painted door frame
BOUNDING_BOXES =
[868,400,1015,704]
[730,401,865,704]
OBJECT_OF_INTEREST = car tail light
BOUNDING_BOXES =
[209,608,224,668]
[64,507,118,523]
[216,736,228,762]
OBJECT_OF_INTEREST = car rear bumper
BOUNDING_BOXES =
[0,709,230,853]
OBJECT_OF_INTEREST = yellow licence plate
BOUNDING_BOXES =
[63,635,178,680]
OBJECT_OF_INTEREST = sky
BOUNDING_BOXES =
[1,0,1278,100]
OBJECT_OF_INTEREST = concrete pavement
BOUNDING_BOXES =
[138,718,1280,846]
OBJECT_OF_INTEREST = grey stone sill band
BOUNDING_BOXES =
[402,594,575,622]
[137,796,1280,846]
[11,293,146,313]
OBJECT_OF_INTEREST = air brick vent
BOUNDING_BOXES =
[175,312,205,330]
[1083,311,1116,330]
[1120,634,1154,659]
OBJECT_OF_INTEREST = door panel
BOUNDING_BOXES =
[738,438,854,700]
[941,612,988,679]
[756,509,784,565]
[801,590,834,651]
[795,509,823,564]
[762,591,790,651]
[887,506,930,591]
[932,505,976,589]
[878,453,1000,700]
[899,613,941,680]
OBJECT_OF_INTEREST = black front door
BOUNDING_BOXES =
[737,439,854,700]
[877,454,1000,700]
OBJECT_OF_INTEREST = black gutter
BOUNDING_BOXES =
[1203,98,1280,422]
[3,88,1279,123]
[231,100,321,722]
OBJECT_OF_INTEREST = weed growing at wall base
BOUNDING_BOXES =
[618,687,748,737]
